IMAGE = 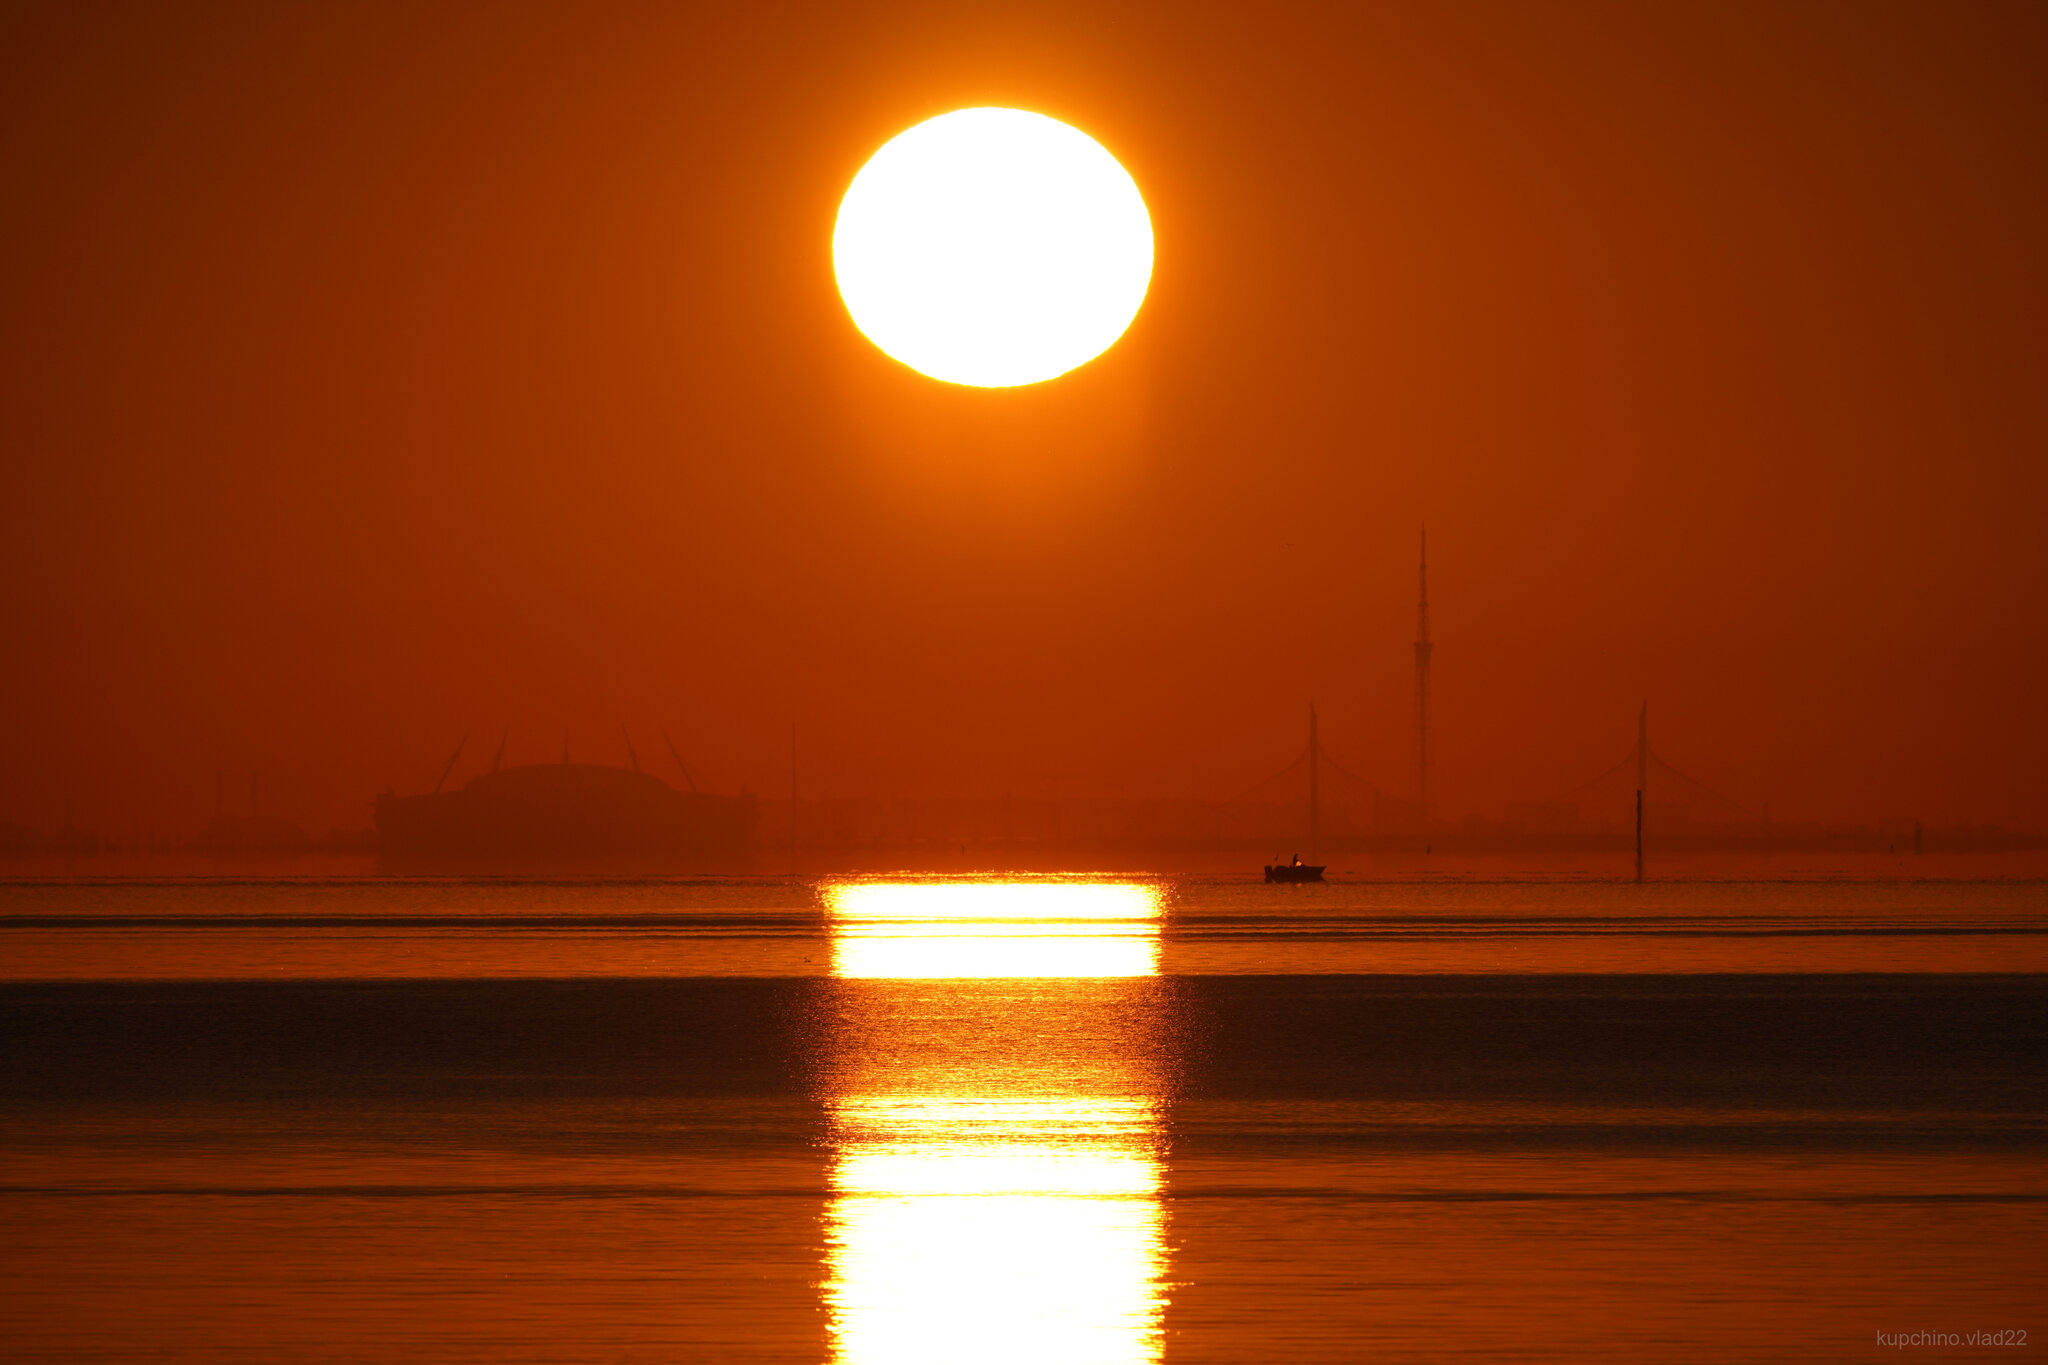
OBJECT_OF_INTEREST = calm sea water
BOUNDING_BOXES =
[2,875,2043,1361]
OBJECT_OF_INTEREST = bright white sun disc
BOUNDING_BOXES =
[834,108,1154,388]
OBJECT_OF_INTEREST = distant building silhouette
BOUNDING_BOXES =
[375,762,754,867]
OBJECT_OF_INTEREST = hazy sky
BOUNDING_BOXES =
[3,0,2044,834]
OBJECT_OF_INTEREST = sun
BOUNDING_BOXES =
[833,108,1154,388]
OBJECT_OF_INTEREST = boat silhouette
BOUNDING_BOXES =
[1264,857,1324,884]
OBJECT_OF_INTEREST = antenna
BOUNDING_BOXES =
[662,732,700,792]
[433,733,467,794]
[622,727,641,773]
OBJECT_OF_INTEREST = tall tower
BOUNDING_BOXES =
[1413,527,1433,829]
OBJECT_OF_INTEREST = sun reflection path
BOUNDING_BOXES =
[823,879,1163,979]
[820,879,1169,1365]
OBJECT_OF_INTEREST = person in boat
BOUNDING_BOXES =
[1291,853,1301,866]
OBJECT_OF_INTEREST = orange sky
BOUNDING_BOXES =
[2,0,2044,836]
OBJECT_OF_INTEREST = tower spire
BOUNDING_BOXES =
[1413,526,1433,831]
[1638,701,1648,793]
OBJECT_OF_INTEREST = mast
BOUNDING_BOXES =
[1635,701,1647,883]
[1414,526,1433,832]
[1308,703,1321,858]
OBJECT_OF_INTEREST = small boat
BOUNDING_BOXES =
[1264,862,1325,883]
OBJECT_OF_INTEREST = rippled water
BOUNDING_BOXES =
[2,875,2042,1361]
[3,874,2044,977]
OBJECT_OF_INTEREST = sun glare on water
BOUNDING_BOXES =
[822,878,1163,978]
[827,1095,1164,1365]
[833,108,1154,388]
[821,878,1168,1364]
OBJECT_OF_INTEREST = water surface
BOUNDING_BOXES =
[2,875,2041,1360]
